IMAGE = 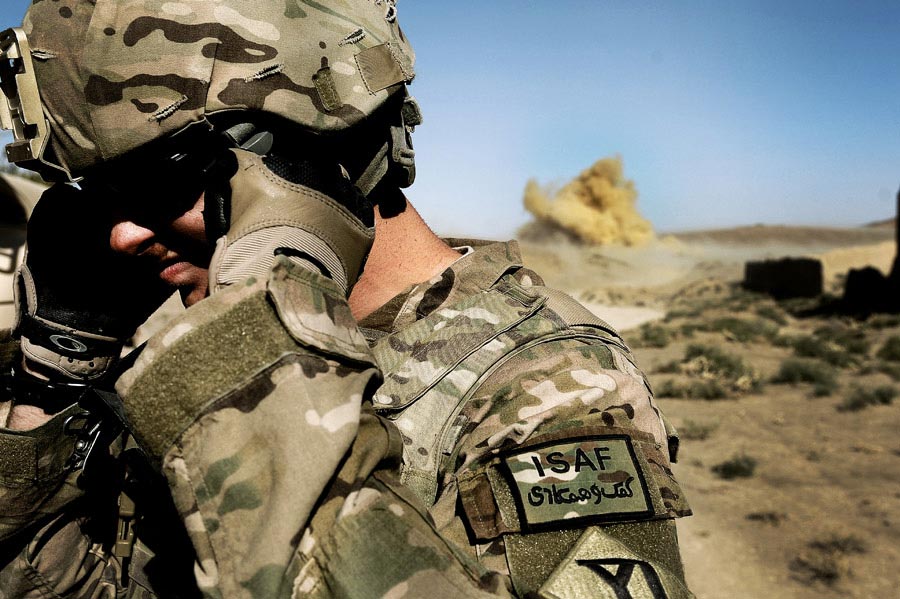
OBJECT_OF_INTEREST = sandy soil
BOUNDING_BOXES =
[520,225,900,598]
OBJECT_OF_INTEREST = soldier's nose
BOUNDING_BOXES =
[109,220,156,256]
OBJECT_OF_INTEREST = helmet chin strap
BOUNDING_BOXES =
[353,92,422,200]
[221,122,275,156]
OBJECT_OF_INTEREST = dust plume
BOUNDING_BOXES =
[520,156,654,246]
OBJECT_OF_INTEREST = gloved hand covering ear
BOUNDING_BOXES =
[205,148,375,296]
[15,183,172,384]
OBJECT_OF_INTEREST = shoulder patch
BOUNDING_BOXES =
[502,435,653,530]
[458,426,690,542]
[540,527,694,599]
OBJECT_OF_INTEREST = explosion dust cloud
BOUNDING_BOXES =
[522,156,654,246]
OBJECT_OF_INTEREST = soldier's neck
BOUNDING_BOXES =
[349,200,461,321]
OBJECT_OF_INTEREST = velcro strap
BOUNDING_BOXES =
[0,403,83,485]
[17,314,121,359]
[119,281,300,460]
[0,433,37,480]
[7,369,86,413]
[355,42,414,93]
[313,66,343,111]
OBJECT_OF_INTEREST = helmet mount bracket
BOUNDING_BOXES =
[0,27,72,182]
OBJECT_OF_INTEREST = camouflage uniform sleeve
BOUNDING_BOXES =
[117,258,514,599]
[434,337,694,598]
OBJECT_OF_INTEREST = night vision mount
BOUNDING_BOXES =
[0,27,71,182]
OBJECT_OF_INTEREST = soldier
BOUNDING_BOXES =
[0,1,692,598]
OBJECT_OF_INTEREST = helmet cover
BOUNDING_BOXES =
[22,0,416,176]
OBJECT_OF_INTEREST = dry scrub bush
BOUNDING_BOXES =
[654,344,761,399]
[683,344,754,379]
[837,385,897,412]
[876,335,900,362]
[700,317,779,343]
[875,361,900,381]
[867,314,900,329]
[683,344,762,392]
[677,419,718,441]
[790,534,867,587]
[679,324,698,338]
[654,360,681,374]
[711,454,757,479]
[780,324,869,368]
[814,324,869,354]
[663,307,704,321]
[745,512,786,526]
[777,294,840,314]
[754,305,788,326]
[634,323,671,348]
[771,358,836,390]
[656,379,728,400]
[789,335,856,368]
[723,286,769,311]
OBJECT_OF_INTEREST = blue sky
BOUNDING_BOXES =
[3,1,899,237]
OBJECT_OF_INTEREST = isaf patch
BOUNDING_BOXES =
[502,435,652,529]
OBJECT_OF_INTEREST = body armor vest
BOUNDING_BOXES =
[369,273,658,507]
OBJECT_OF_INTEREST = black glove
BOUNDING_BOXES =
[14,183,172,384]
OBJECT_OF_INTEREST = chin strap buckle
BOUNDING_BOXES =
[114,487,137,582]
[63,387,130,485]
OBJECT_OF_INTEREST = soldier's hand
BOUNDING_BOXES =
[14,183,172,384]
[204,148,374,296]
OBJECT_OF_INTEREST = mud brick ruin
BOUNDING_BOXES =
[743,257,824,299]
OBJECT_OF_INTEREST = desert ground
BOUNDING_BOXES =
[522,223,899,599]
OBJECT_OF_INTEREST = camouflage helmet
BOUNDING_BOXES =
[5,0,420,190]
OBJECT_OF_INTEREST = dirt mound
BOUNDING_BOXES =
[521,226,899,305]
[817,241,895,292]
[671,224,893,248]
[863,217,895,229]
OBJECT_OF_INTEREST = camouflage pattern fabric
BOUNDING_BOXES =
[22,0,415,175]
[0,257,513,598]
[0,243,692,598]
[359,240,693,597]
